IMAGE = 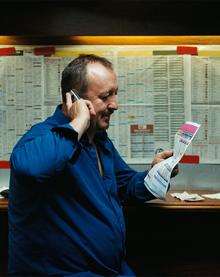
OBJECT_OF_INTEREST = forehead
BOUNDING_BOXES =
[86,62,117,91]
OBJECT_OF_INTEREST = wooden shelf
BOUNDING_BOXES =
[0,36,220,45]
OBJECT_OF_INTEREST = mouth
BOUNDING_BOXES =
[100,110,114,125]
[102,115,110,122]
[103,110,112,117]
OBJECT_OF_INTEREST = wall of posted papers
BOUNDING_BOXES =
[0,45,220,164]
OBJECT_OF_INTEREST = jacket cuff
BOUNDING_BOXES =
[134,171,156,202]
[52,123,79,141]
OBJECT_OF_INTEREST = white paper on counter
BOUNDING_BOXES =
[202,193,220,200]
[171,191,204,201]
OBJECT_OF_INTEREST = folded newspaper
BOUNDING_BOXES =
[144,121,200,200]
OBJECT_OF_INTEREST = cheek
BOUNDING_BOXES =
[94,102,106,114]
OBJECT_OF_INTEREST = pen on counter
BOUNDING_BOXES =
[70,89,81,101]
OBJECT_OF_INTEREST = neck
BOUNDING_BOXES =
[87,127,96,144]
[61,103,68,117]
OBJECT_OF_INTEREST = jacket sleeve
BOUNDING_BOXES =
[111,141,155,204]
[10,123,81,183]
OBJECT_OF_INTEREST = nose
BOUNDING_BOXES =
[107,95,118,111]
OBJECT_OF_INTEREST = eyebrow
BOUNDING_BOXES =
[100,87,118,96]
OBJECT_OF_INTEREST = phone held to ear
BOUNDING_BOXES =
[70,89,81,102]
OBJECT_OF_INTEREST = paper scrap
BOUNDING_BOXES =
[202,193,220,200]
[0,186,9,193]
[171,191,204,202]
[0,186,9,199]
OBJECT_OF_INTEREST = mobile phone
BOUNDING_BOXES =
[70,89,81,102]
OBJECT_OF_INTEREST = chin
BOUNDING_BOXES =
[98,123,109,131]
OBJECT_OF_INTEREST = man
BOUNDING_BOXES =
[9,54,177,276]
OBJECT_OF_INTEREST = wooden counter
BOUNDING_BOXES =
[1,191,220,276]
[0,199,8,211]
[146,190,220,210]
[124,190,220,275]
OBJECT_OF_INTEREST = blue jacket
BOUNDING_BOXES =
[9,105,154,276]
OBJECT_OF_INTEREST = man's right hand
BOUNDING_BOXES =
[64,92,96,140]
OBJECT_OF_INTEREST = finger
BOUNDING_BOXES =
[151,151,173,168]
[85,100,96,116]
[157,150,173,159]
[151,157,164,168]
[171,166,179,178]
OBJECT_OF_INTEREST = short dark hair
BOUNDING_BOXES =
[61,54,113,102]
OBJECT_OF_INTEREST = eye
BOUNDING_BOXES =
[101,96,108,101]
[100,89,117,101]
[100,94,110,101]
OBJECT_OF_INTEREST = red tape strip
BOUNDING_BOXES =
[177,46,198,55]
[180,155,199,164]
[0,161,10,169]
[0,47,16,56]
[34,46,55,56]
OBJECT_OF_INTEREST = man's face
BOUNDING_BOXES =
[84,62,118,131]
